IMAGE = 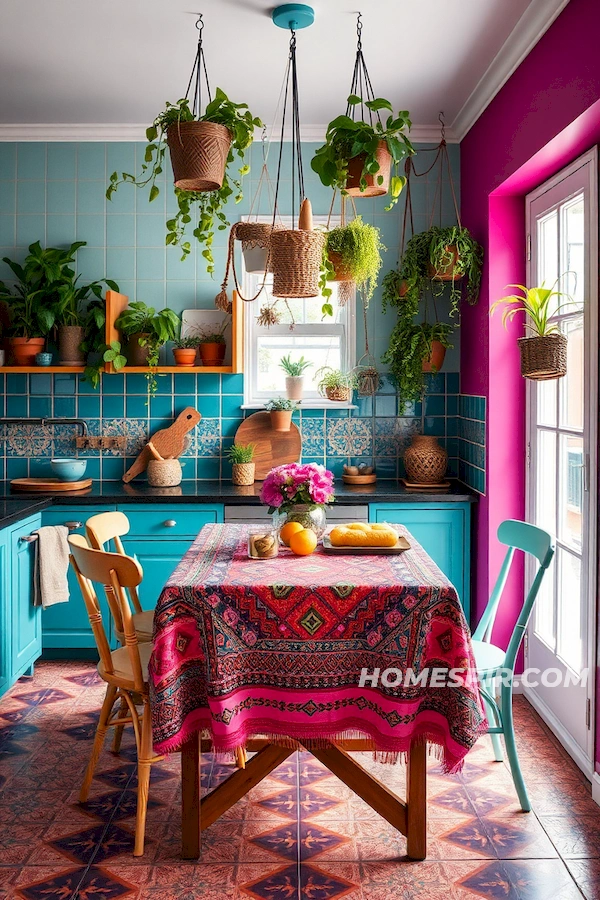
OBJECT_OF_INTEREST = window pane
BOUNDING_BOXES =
[561,195,585,311]
[535,429,556,536]
[558,433,583,551]
[538,210,558,290]
[252,276,346,325]
[256,335,342,396]
[537,379,557,427]
[557,548,583,674]
[559,315,584,430]
[534,558,555,649]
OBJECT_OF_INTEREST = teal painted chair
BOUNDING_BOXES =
[472,519,554,812]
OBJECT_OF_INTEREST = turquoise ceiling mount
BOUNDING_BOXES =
[271,4,315,30]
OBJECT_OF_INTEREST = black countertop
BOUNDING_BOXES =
[0,479,476,530]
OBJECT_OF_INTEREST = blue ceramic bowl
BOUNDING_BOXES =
[50,458,88,482]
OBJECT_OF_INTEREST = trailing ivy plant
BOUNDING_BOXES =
[382,319,453,407]
[311,97,414,210]
[106,91,262,273]
[319,217,385,314]
[115,301,180,393]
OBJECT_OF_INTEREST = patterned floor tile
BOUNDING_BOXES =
[47,822,136,864]
[11,865,137,900]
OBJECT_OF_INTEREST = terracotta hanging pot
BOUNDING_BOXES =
[518,333,567,380]
[58,325,85,366]
[199,342,226,367]
[9,337,45,366]
[428,244,464,281]
[328,251,354,282]
[404,434,448,485]
[345,141,392,198]
[422,341,446,373]
[167,121,232,192]
[398,279,409,298]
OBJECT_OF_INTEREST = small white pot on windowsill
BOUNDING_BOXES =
[285,375,304,401]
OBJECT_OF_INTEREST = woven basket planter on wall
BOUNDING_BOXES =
[236,222,285,274]
[167,121,231,192]
[345,141,392,198]
[232,462,255,486]
[518,333,567,380]
[271,229,325,298]
[404,435,448,485]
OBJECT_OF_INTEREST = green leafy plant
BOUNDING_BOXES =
[491,282,572,335]
[172,333,202,350]
[279,354,312,377]
[319,217,385,313]
[225,442,256,464]
[106,91,262,273]
[311,96,414,209]
[265,397,298,411]
[315,367,359,394]
[82,339,127,390]
[382,319,453,406]
[380,267,418,317]
[115,301,179,392]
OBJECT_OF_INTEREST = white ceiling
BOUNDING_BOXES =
[0,0,569,141]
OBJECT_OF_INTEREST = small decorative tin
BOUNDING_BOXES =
[35,352,53,367]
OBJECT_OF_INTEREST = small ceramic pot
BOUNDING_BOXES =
[173,347,198,366]
[36,352,53,367]
[270,409,292,432]
[285,375,304,401]
[147,458,182,487]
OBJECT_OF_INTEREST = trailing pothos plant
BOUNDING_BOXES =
[311,96,414,209]
[106,91,262,273]
[319,216,385,315]
[115,301,180,393]
[382,318,453,407]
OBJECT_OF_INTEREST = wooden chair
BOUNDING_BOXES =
[68,534,161,856]
[472,519,554,812]
[85,511,154,644]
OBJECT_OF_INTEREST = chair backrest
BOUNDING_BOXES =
[68,535,146,691]
[86,511,130,554]
[473,519,554,671]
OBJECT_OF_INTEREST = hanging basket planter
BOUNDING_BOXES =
[517,333,567,380]
[271,229,324,298]
[328,250,354,282]
[427,243,464,282]
[236,221,284,274]
[346,140,392,198]
[167,121,232,192]
[422,340,447,373]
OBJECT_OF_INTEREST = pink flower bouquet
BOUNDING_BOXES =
[260,463,335,514]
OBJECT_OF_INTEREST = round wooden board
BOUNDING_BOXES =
[235,412,301,480]
[10,477,93,492]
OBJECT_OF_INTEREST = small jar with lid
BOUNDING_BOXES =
[248,527,279,560]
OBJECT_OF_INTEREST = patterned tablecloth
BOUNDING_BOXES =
[149,523,486,771]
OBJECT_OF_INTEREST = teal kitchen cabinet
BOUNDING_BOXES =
[118,504,223,613]
[40,506,116,650]
[10,515,42,680]
[369,503,471,620]
[0,528,9,696]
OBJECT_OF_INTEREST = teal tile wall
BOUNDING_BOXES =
[458,394,486,494]
[0,140,474,484]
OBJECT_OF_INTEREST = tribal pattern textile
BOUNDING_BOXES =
[149,524,486,771]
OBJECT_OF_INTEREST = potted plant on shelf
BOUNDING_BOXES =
[53,268,119,366]
[491,282,571,380]
[226,442,256,486]
[115,301,179,392]
[106,91,261,273]
[319,216,385,311]
[171,333,201,367]
[265,397,297,432]
[311,97,414,206]
[315,367,358,402]
[197,320,228,367]
[279,354,312,401]
[383,319,453,407]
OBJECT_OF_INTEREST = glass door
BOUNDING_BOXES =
[526,149,598,773]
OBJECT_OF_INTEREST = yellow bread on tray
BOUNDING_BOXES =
[329,523,399,548]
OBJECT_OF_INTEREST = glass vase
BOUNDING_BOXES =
[272,504,327,543]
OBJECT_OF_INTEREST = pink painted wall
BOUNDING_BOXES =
[461,0,600,649]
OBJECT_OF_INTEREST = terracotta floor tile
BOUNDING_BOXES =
[564,857,600,899]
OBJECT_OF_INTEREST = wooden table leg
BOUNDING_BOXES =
[181,733,201,859]
[406,741,427,860]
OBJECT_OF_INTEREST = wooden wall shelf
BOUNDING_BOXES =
[118,366,234,374]
[0,366,87,374]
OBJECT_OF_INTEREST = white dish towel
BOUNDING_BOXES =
[33,525,70,609]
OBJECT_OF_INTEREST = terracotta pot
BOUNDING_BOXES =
[173,347,198,367]
[199,342,226,367]
[345,140,392,198]
[232,462,255,486]
[285,375,304,401]
[328,251,353,282]
[427,244,464,281]
[167,121,232,192]
[422,340,447,373]
[404,434,448,485]
[127,333,152,367]
[270,409,292,432]
[9,337,45,366]
[398,279,409,298]
[58,325,85,366]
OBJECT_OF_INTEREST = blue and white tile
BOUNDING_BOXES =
[300,418,325,457]
[6,423,52,457]
[101,418,148,456]
[326,417,372,457]
[193,418,221,457]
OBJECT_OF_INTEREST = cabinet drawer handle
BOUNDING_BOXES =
[163,520,177,528]
[20,521,83,542]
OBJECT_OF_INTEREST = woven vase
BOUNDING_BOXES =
[518,333,567,380]
[167,121,231,192]
[270,229,325,298]
[232,462,255,486]
[236,222,284,274]
[404,434,448,485]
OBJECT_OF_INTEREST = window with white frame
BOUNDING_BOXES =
[243,217,356,407]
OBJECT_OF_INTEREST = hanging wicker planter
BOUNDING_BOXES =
[271,229,324,298]
[325,384,352,402]
[518,333,567,380]
[404,434,448,485]
[167,121,232,192]
[346,141,392,198]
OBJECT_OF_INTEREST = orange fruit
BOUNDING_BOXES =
[279,521,304,546]
[289,528,318,556]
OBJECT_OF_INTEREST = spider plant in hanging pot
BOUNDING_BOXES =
[491,282,571,380]
[318,217,385,314]
[316,367,358,403]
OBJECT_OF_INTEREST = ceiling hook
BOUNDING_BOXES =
[356,11,363,47]
[195,13,204,32]
[438,111,446,141]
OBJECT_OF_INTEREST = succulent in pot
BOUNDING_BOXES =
[226,442,256,486]
[279,354,312,402]
[171,333,201,367]
[197,319,228,367]
[491,281,571,380]
[106,91,261,274]
[315,367,358,403]
[265,397,298,432]
[115,301,179,392]
[319,217,385,314]
[311,96,414,207]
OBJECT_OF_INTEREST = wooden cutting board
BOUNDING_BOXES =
[11,478,93,492]
[122,407,201,483]
[235,412,301,480]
